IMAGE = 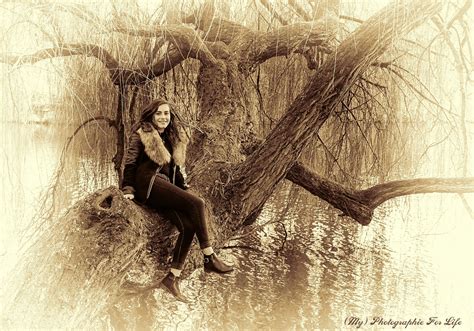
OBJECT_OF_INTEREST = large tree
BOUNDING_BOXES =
[1,0,473,328]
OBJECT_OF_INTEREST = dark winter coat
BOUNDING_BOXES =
[121,122,189,201]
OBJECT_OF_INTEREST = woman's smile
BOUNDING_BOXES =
[153,104,171,132]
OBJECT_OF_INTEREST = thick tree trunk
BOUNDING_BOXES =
[228,0,442,225]
[179,60,256,243]
[2,188,161,328]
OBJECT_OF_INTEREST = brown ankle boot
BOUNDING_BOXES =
[204,254,234,274]
[160,272,188,303]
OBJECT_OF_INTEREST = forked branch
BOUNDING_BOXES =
[0,43,195,85]
[287,162,474,225]
[249,20,337,66]
[112,23,221,67]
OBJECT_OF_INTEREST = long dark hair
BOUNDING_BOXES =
[133,99,189,142]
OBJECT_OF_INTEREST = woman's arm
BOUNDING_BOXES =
[121,132,143,195]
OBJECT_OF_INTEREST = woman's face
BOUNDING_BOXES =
[152,103,171,132]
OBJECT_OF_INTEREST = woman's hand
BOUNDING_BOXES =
[124,193,135,200]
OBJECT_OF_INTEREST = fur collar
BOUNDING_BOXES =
[137,122,188,166]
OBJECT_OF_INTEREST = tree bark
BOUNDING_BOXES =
[248,20,336,66]
[228,0,442,226]
[287,162,474,225]
[1,187,180,328]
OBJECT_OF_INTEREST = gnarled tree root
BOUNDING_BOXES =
[1,187,175,329]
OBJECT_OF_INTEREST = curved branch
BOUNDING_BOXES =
[249,19,337,66]
[1,4,221,83]
[112,23,220,67]
[74,116,116,132]
[65,116,116,160]
[361,177,474,207]
[286,162,373,225]
[0,43,193,85]
[0,5,184,85]
[0,43,127,84]
[116,48,189,85]
[0,43,119,68]
[43,115,115,220]
[287,162,474,225]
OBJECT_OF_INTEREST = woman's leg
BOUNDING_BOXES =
[147,177,233,275]
[147,177,210,248]
[158,210,194,303]
[161,210,195,270]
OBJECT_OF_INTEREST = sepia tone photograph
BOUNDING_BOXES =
[0,0,473,329]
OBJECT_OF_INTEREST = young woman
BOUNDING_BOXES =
[121,99,233,302]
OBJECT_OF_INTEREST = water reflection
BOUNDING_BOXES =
[0,122,116,285]
[166,186,473,330]
[1,123,473,329]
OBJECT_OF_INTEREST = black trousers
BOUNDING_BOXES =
[140,176,211,269]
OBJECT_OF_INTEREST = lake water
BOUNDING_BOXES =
[0,123,473,330]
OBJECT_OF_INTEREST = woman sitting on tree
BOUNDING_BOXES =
[121,99,234,302]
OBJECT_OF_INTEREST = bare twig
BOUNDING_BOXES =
[257,0,289,25]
